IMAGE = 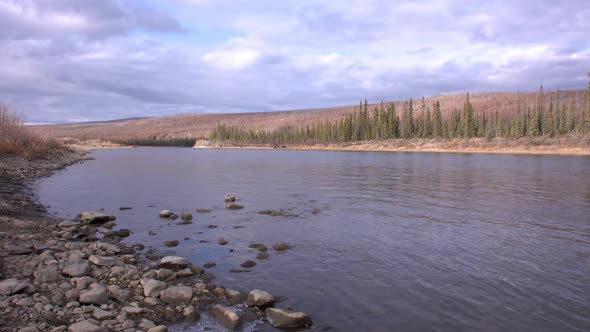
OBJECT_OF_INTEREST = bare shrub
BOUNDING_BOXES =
[0,103,66,159]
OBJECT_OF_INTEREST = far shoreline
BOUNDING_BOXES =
[193,137,590,156]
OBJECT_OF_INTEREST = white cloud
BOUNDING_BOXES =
[0,0,588,123]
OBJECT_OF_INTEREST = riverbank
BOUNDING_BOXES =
[196,136,590,155]
[0,151,310,331]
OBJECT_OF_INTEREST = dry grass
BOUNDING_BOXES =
[0,104,67,159]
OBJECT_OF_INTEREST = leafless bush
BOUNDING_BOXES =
[0,103,67,159]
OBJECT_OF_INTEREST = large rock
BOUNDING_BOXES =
[62,260,90,277]
[0,278,32,296]
[246,289,274,307]
[79,284,108,305]
[96,242,121,253]
[160,286,192,305]
[68,320,108,332]
[224,195,236,202]
[92,308,114,320]
[213,304,240,330]
[143,279,167,297]
[76,212,115,225]
[265,308,313,329]
[180,212,193,221]
[159,256,190,270]
[88,255,116,267]
[33,265,61,283]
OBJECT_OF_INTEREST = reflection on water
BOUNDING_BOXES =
[37,148,590,332]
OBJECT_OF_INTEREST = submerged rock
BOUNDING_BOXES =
[273,243,290,251]
[246,289,274,307]
[180,212,193,221]
[225,203,243,210]
[265,308,313,329]
[240,260,256,268]
[256,252,269,260]
[217,238,229,245]
[196,208,211,213]
[213,304,241,330]
[203,262,216,268]
[164,240,179,247]
[76,212,115,225]
[112,228,131,237]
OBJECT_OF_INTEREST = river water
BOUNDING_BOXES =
[36,148,590,332]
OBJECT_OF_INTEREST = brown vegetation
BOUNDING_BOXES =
[0,103,66,159]
[32,90,586,143]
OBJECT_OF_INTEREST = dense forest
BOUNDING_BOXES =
[209,79,590,146]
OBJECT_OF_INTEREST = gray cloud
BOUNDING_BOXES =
[0,0,588,123]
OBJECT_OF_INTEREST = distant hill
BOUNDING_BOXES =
[32,90,585,141]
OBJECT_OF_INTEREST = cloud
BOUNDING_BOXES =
[0,0,588,123]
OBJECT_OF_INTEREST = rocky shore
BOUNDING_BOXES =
[0,152,312,332]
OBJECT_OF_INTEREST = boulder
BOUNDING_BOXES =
[246,289,274,307]
[62,260,90,277]
[68,320,108,332]
[224,195,236,202]
[265,308,313,329]
[79,284,108,305]
[143,279,167,297]
[148,326,168,332]
[160,286,192,305]
[0,278,32,296]
[159,256,190,270]
[213,304,241,330]
[91,308,114,320]
[96,242,121,253]
[16,297,34,307]
[76,212,115,225]
[33,265,60,283]
[180,212,193,221]
[226,289,247,303]
[88,255,116,267]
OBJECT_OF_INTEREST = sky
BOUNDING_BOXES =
[0,0,589,124]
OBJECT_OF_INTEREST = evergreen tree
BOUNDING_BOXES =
[462,93,475,137]
[432,100,443,138]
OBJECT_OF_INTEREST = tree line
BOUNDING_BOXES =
[210,78,590,146]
